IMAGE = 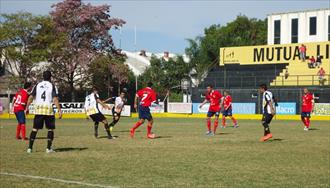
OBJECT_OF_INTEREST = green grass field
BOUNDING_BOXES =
[0,117,329,188]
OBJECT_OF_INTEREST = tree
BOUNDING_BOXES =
[139,56,191,99]
[185,15,267,85]
[88,54,133,98]
[0,12,52,85]
[49,0,125,101]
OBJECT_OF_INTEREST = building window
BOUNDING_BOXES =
[309,17,317,35]
[291,18,298,43]
[274,20,281,44]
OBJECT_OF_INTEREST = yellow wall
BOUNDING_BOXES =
[219,41,330,65]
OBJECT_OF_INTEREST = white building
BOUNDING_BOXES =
[267,8,330,45]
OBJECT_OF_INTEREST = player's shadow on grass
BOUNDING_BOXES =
[216,133,232,135]
[154,136,172,139]
[54,147,88,152]
[98,135,119,139]
[35,137,57,140]
[115,130,141,133]
[308,128,319,131]
[268,138,284,142]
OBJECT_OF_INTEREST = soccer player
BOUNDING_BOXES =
[221,90,238,128]
[130,82,157,139]
[11,82,32,140]
[26,71,62,153]
[301,88,314,131]
[199,85,222,136]
[108,91,126,133]
[259,84,275,142]
[84,87,113,139]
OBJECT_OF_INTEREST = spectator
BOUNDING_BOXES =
[316,55,322,68]
[284,68,289,79]
[299,44,306,62]
[317,67,326,86]
[308,56,316,68]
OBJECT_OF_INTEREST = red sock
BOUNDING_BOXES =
[21,124,26,138]
[222,117,226,126]
[302,118,307,126]
[213,120,219,133]
[231,117,237,125]
[207,119,211,131]
[306,118,310,128]
[147,125,152,135]
[133,121,143,130]
[16,124,21,138]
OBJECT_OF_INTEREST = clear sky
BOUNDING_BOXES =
[1,0,329,54]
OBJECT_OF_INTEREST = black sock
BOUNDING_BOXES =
[104,123,112,137]
[47,131,54,149]
[28,131,37,149]
[94,122,99,133]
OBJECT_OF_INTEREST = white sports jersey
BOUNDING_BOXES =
[114,97,125,113]
[262,90,274,114]
[31,81,58,115]
[84,93,101,115]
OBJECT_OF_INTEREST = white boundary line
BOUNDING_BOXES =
[0,172,118,188]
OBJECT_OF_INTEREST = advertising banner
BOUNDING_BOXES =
[168,103,192,113]
[149,102,165,113]
[192,103,256,114]
[220,41,329,65]
[313,103,330,116]
[275,103,296,115]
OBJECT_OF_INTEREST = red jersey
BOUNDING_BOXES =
[205,90,222,112]
[136,87,157,107]
[13,89,29,113]
[302,93,313,112]
[223,95,232,110]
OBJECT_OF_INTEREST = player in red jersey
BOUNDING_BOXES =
[199,85,222,136]
[11,82,32,140]
[131,82,157,139]
[301,88,314,131]
[221,90,238,128]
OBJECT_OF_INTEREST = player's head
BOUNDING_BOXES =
[303,88,309,94]
[259,84,267,93]
[43,71,52,81]
[206,85,213,93]
[147,82,153,88]
[92,86,98,94]
[120,91,125,98]
[224,90,229,96]
[23,82,32,90]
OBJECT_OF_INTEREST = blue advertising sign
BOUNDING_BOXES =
[192,103,255,114]
[275,102,296,115]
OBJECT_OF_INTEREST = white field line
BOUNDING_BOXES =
[0,172,119,188]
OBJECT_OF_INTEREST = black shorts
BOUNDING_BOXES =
[90,113,106,123]
[112,107,121,120]
[301,112,311,118]
[262,113,273,124]
[33,115,55,130]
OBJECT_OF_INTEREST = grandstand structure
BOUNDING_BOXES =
[192,8,330,112]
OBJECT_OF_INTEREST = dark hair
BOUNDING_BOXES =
[92,86,98,92]
[23,82,32,89]
[147,82,153,87]
[43,71,52,81]
[224,90,229,94]
[259,84,267,90]
[207,85,213,88]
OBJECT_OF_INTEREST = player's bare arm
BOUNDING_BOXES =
[199,99,208,108]
[25,95,34,114]
[102,97,113,103]
[134,94,138,109]
[269,101,275,115]
[53,97,62,119]
[96,99,110,110]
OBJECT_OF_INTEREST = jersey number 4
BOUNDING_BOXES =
[41,91,46,101]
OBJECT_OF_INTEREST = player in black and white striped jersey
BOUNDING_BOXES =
[26,71,62,153]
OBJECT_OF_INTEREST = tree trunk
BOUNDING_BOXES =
[69,72,75,102]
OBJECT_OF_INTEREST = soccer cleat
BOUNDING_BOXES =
[234,124,239,128]
[107,135,114,139]
[130,128,135,138]
[147,133,155,139]
[46,148,56,153]
[260,133,273,142]
[16,136,22,140]
[27,148,32,153]
[304,127,309,131]
[206,131,214,136]
[22,137,29,141]
[221,126,226,128]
